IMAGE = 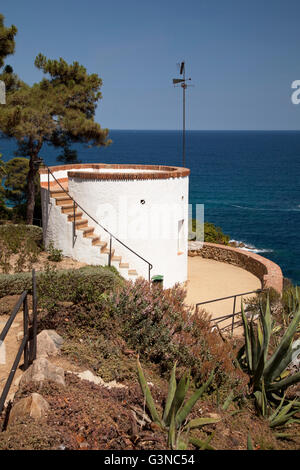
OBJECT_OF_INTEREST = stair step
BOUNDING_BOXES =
[51,190,69,197]
[92,239,107,247]
[111,255,122,262]
[61,205,78,214]
[128,269,138,276]
[101,248,115,256]
[75,219,88,228]
[119,263,129,268]
[56,196,73,206]
[83,227,94,237]
[67,212,83,221]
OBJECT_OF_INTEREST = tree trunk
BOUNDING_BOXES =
[26,156,37,225]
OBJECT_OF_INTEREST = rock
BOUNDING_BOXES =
[71,369,126,390]
[36,330,64,358]
[20,358,65,387]
[16,331,23,342]
[9,393,50,425]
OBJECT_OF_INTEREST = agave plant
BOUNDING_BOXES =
[238,293,300,419]
[137,358,220,450]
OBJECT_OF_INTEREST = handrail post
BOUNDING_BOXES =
[30,269,37,363]
[47,168,50,205]
[72,201,76,247]
[23,296,29,370]
[231,295,237,337]
[108,235,112,267]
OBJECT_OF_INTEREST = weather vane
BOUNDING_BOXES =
[172,61,192,168]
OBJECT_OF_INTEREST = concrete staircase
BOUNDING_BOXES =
[50,186,138,279]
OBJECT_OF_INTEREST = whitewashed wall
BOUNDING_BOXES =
[41,170,189,288]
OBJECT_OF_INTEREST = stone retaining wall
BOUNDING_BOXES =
[188,241,283,294]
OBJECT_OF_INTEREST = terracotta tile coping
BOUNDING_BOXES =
[39,163,190,183]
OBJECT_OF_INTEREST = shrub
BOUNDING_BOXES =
[108,278,247,393]
[189,220,230,245]
[0,271,33,298]
[37,265,124,313]
[0,224,43,273]
[0,264,123,299]
[47,241,63,262]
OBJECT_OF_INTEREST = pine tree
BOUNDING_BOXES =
[0,14,17,68]
[0,53,111,224]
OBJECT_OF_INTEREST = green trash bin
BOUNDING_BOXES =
[151,275,164,288]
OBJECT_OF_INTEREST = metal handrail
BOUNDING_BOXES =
[196,288,263,336]
[45,165,153,281]
[0,270,38,418]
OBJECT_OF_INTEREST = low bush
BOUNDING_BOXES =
[0,224,43,273]
[47,241,63,262]
[37,265,124,312]
[0,264,123,299]
[107,278,247,394]
[189,220,230,245]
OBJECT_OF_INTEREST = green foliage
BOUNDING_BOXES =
[37,265,124,313]
[0,46,111,223]
[0,270,33,298]
[47,241,63,262]
[108,278,246,393]
[238,292,300,421]
[137,359,218,450]
[0,264,122,300]
[0,224,42,273]
[189,220,230,245]
[0,14,17,69]
[3,157,30,205]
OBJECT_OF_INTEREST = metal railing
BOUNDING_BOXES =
[0,270,38,416]
[196,289,263,336]
[46,166,153,281]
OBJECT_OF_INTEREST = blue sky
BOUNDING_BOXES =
[1,0,300,130]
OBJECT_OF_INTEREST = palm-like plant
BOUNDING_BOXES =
[137,358,220,449]
[238,291,300,422]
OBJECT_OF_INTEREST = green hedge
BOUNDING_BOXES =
[0,224,43,247]
[0,265,123,299]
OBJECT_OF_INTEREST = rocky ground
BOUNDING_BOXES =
[0,322,299,451]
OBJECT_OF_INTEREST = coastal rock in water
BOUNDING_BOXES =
[8,393,50,425]
[36,330,64,358]
[20,358,65,387]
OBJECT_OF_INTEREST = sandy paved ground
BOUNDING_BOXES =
[0,311,24,405]
[185,257,262,333]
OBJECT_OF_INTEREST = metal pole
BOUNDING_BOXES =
[23,296,29,370]
[231,296,237,336]
[47,169,50,205]
[182,63,186,168]
[31,269,37,363]
[73,201,76,247]
[108,235,112,266]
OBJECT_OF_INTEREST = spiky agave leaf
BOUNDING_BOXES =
[184,416,221,430]
[247,433,254,450]
[162,361,177,424]
[165,368,190,426]
[175,370,214,428]
[241,302,253,372]
[264,307,300,384]
[136,357,162,426]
